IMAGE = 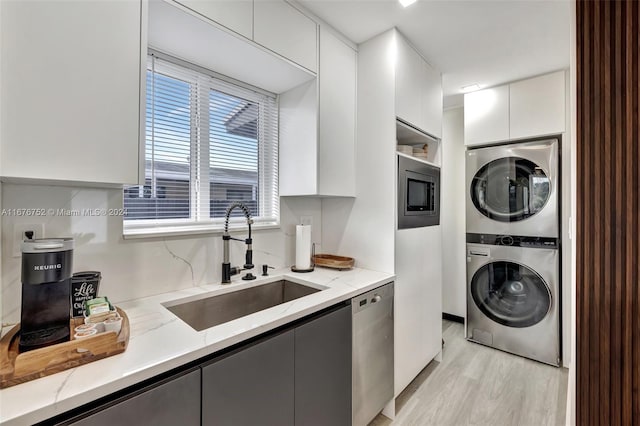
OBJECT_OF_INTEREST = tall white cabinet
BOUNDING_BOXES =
[0,0,145,185]
[317,27,357,196]
[393,31,443,400]
[279,26,356,197]
[395,35,443,138]
[321,29,443,409]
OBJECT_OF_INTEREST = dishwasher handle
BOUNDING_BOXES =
[352,282,394,314]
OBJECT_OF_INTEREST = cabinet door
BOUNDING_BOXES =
[279,80,318,196]
[318,27,356,196]
[175,0,253,39]
[421,226,443,363]
[69,369,201,426]
[0,0,143,184]
[253,1,317,72]
[464,85,510,146]
[395,36,423,130]
[394,226,442,396]
[295,305,352,426]
[509,70,566,139]
[202,330,295,426]
[422,60,443,139]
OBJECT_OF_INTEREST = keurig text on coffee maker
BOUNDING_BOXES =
[19,238,74,352]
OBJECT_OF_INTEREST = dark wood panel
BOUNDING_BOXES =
[576,1,640,425]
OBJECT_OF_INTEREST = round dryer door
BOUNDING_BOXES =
[470,261,551,328]
[470,157,551,222]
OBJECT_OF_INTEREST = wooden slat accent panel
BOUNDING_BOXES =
[576,1,640,424]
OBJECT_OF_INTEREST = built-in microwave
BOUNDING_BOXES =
[398,154,440,229]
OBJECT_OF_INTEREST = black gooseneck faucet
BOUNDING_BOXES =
[222,202,255,283]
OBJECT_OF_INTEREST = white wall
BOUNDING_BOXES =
[1,183,321,325]
[441,107,466,318]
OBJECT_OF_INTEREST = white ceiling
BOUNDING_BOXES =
[298,0,571,107]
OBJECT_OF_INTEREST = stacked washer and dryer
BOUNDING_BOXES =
[465,138,561,366]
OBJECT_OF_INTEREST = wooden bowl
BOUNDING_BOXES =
[312,254,355,270]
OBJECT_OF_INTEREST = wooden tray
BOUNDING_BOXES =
[312,254,355,270]
[0,307,129,389]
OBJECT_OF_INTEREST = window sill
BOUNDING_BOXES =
[123,221,280,240]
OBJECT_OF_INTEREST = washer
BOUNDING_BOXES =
[466,234,560,366]
[466,138,559,238]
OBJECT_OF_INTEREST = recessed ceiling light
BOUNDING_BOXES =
[399,0,417,8]
[461,84,482,93]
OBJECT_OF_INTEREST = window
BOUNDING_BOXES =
[124,53,279,236]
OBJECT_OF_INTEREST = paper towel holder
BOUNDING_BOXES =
[291,243,315,273]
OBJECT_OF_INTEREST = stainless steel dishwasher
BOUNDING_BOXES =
[352,282,394,426]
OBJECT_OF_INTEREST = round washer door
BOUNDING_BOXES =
[471,157,551,222]
[470,261,551,328]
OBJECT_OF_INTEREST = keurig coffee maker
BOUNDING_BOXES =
[19,238,74,352]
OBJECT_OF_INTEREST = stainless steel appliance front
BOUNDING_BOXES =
[352,282,394,425]
[398,155,440,229]
[466,138,559,237]
[466,238,560,366]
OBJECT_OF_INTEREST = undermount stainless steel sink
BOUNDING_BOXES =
[164,280,322,331]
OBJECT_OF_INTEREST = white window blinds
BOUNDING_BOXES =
[124,53,279,236]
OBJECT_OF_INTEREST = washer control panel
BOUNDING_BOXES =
[466,233,559,249]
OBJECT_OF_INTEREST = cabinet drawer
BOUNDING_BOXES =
[68,370,201,426]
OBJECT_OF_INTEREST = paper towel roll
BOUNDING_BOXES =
[295,225,312,270]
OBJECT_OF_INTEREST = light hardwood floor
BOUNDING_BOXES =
[370,320,568,426]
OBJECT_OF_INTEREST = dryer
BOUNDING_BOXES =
[466,234,560,366]
[466,138,559,238]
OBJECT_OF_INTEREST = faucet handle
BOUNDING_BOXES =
[244,249,254,270]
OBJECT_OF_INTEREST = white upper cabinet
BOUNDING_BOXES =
[0,0,145,185]
[422,60,443,139]
[279,26,356,197]
[464,70,566,146]
[253,1,318,73]
[464,85,510,146]
[509,70,566,139]
[317,27,356,196]
[395,38,423,130]
[175,0,253,39]
[395,34,442,138]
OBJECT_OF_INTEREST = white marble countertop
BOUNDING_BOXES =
[0,267,394,425]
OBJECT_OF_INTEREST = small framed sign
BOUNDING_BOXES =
[71,271,101,317]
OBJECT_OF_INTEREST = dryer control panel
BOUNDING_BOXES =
[466,233,559,249]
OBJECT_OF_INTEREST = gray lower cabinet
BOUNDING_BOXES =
[201,330,295,426]
[68,369,201,426]
[56,302,352,426]
[295,304,352,426]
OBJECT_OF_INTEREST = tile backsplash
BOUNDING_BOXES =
[1,183,321,326]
